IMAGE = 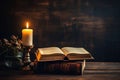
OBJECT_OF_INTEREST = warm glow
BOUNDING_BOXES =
[22,21,33,46]
[22,28,33,46]
[26,22,29,28]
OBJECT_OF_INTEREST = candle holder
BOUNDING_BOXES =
[23,45,33,64]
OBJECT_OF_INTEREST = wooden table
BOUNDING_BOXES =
[0,62,120,80]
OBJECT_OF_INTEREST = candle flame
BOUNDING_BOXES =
[26,22,29,28]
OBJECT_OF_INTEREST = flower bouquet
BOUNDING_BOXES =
[0,35,23,69]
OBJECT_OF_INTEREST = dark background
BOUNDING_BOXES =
[0,0,120,62]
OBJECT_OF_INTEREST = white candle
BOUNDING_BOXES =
[22,22,33,46]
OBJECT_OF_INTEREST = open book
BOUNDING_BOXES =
[35,47,94,62]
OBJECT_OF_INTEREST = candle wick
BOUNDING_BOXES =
[26,22,29,29]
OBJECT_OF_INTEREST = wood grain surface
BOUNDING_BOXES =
[0,62,120,80]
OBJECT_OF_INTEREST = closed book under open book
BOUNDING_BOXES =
[34,61,84,75]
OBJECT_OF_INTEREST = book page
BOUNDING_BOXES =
[61,47,90,55]
[36,47,65,61]
[61,47,93,60]
[38,47,64,55]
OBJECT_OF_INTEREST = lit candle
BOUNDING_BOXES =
[22,22,33,46]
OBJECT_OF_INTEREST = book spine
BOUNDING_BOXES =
[34,62,83,75]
